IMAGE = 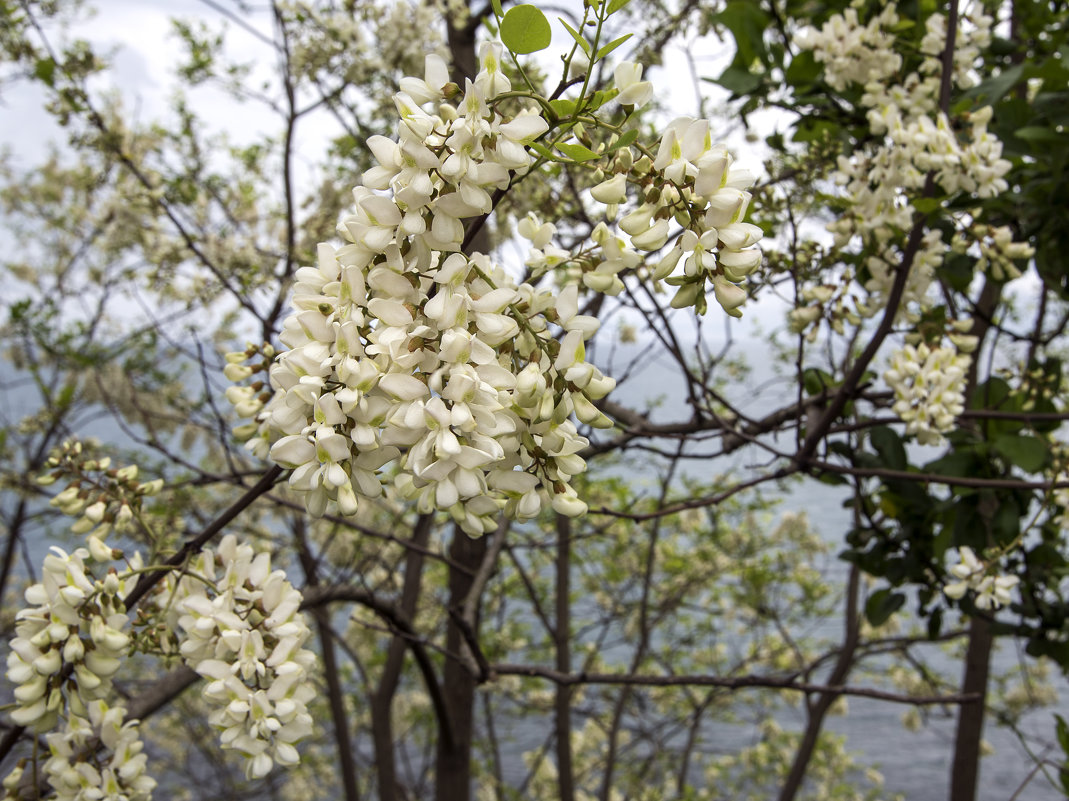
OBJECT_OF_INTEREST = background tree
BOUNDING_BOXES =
[0,1,1067,800]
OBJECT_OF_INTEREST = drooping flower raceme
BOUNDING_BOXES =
[6,547,137,733]
[230,46,627,534]
[791,5,1021,338]
[42,700,155,801]
[3,538,153,801]
[172,536,317,780]
[577,116,764,315]
[227,50,764,532]
[883,341,970,446]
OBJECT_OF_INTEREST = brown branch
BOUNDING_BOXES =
[300,583,455,753]
[371,512,437,801]
[490,664,981,706]
[589,466,795,521]
[807,460,1069,490]
[293,517,361,801]
[554,513,575,801]
[123,465,285,611]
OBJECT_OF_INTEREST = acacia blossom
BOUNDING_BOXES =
[883,342,970,446]
[5,547,137,733]
[230,45,618,534]
[41,701,155,801]
[3,532,151,801]
[792,5,1020,340]
[944,546,1019,610]
[171,536,317,780]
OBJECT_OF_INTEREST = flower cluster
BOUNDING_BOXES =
[3,542,152,801]
[577,116,764,315]
[171,536,317,780]
[225,45,767,531]
[797,5,901,92]
[41,700,155,801]
[37,439,163,552]
[883,341,971,446]
[229,45,634,534]
[792,5,1021,333]
[944,546,1019,610]
[6,547,136,733]
[967,224,1036,281]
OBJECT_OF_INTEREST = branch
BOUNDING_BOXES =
[123,465,285,610]
[490,664,981,706]
[301,583,455,752]
[808,459,1069,491]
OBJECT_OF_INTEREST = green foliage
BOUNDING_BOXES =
[500,4,552,54]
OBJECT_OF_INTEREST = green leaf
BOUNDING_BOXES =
[993,434,1049,473]
[606,129,638,152]
[784,50,820,86]
[871,426,907,471]
[939,252,974,293]
[713,65,763,96]
[501,4,552,55]
[926,449,979,479]
[802,367,835,396]
[606,0,634,15]
[559,18,592,55]
[1015,125,1066,143]
[912,197,943,215]
[555,141,600,161]
[792,118,837,144]
[1056,714,1069,755]
[549,98,577,119]
[528,141,567,162]
[34,57,56,87]
[968,63,1026,105]
[595,33,632,62]
[490,0,503,19]
[587,89,610,112]
[865,589,905,626]
[927,608,943,640]
[714,1,771,68]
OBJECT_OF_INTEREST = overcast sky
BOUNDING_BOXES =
[2,0,799,342]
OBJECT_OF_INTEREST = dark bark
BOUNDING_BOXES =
[434,528,487,801]
[949,271,1002,801]
[371,514,434,801]
[950,617,993,801]
[777,566,861,801]
[294,519,362,801]
[555,514,576,801]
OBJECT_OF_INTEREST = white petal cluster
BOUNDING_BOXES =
[883,342,970,445]
[232,45,620,533]
[793,5,1022,333]
[797,5,901,92]
[175,536,316,780]
[580,117,763,315]
[38,441,162,550]
[944,546,1019,610]
[5,547,134,733]
[42,700,155,801]
[972,224,1036,281]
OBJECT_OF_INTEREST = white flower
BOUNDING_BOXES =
[176,536,317,780]
[944,547,1019,610]
[614,62,653,108]
[885,342,970,445]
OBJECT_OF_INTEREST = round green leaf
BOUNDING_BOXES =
[501,4,552,55]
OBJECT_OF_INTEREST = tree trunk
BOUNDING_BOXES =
[371,515,433,801]
[435,528,487,801]
[555,513,576,801]
[950,617,993,801]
